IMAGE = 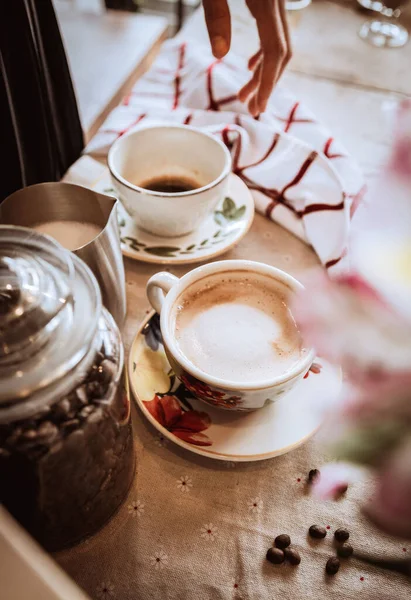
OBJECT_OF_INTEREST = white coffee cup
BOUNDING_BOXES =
[108,125,232,237]
[147,260,315,411]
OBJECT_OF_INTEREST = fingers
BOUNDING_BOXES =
[277,0,292,79]
[249,68,263,117]
[240,0,292,115]
[249,94,260,117]
[248,48,262,70]
[203,0,231,59]
[251,0,285,113]
[238,60,262,104]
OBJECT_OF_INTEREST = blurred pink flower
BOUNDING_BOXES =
[389,99,411,179]
[313,462,364,501]
[365,437,411,539]
[295,99,411,539]
[294,271,411,377]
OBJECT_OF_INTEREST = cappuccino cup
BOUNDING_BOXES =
[146,260,315,411]
[108,125,231,237]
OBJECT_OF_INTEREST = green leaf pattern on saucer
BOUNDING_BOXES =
[214,197,246,226]
[102,187,247,260]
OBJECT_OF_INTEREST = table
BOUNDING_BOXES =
[55,5,168,141]
[56,2,411,599]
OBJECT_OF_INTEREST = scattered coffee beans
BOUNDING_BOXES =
[334,528,350,543]
[308,469,320,484]
[284,547,301,565]
[337,543,353,558]
[309,525,327,539]
[275,534,291,549]
[326,557,340,575]
[266,547,285,564]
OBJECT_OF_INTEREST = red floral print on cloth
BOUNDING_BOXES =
[180,372,242,409]
[303,362,322,379]
[143,394,212,446]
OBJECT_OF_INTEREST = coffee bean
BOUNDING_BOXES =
[274,534,291,549]
[54,399,71,419]
[100,359,117,383]
[337,542,353,558]
[308,469,320,484]
[66,429,84,443]
[48,441,63,455]
[61,419,80,435]
[309,525,327,539]
[79,405,95,419]
[75,386,88,406]
[87,408,104,425]
[86,381,104,400]
[36,421,58,443]
[266,547,285,564]
[284,547,301,565]
[326,557,340,575]
[334,528,349,543]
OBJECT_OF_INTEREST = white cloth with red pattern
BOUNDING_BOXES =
[85,40,365,270]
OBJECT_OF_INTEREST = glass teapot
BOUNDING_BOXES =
[0,226,134,551]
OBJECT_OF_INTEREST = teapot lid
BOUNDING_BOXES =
[0,226,101,415]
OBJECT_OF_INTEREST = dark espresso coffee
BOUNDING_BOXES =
[139,175,201,194]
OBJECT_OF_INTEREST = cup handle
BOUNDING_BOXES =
[147,272,180,314]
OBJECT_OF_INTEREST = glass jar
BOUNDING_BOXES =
[0,226,134,552]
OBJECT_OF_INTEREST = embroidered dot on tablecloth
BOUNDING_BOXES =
[177,475,193,493]
[248,497,263,514]
[150,550,168,571]
[201,523,218,541]
[127,500,145,518]
[96,581,115,599]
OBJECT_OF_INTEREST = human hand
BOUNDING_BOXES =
[202,0,292,115]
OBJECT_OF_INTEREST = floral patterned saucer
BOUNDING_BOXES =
[94,173,254,265]
[128,313,342,462]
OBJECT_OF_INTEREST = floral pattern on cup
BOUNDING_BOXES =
[180,372,243,410]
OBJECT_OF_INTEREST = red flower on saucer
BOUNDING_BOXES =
[180,372,242,409]
[143,394,212,446]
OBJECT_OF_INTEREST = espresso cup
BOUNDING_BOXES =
[146,260,315,411]
[108,125,232,237]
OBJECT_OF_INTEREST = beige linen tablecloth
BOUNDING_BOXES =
[56,408,410,600]
[55,160,411,600]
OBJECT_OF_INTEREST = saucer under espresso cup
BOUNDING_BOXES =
[128,312,341,461]
[98,172,254,265]
[108,125,232,238]
[146,260,315,411]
